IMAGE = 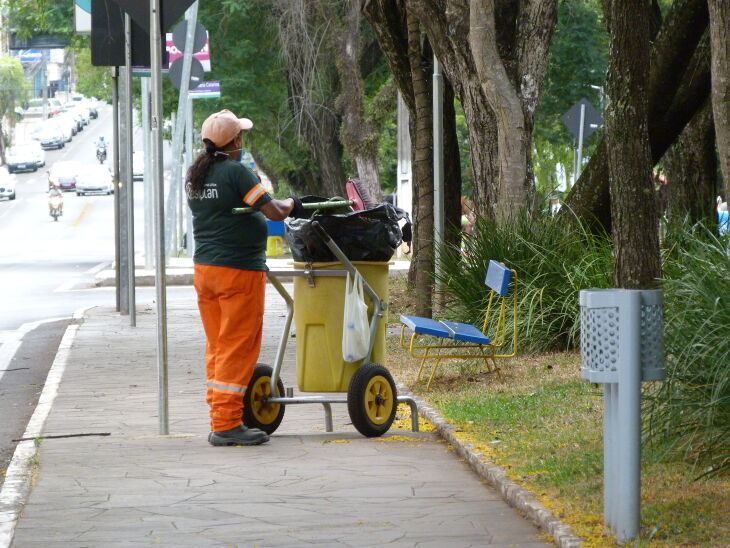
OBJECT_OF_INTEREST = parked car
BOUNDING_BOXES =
[6,142,45,173]
[48,120,73,144]
[31,124,65,150]
[56,113,79,137]
[0,168,17,200]
[132,150,144,181]
[48,160,82,191]
[76,164,114,196]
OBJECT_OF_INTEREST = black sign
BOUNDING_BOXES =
[111,0,196,35]
[561,98,603,140]
[168,56,204,90]
[91,0,170,68]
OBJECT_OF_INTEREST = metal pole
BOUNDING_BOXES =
[112,67,121,312]
[616,290,641,542]
[164,2,199,258]
[142,77,154,270]
[150,0,169,435]
[185,95,195,257]
[432,55,444,291]
[576,103,586,179]
[124,13,136,327]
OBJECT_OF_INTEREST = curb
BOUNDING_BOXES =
[397,383,585,548]
[0,308,87,548]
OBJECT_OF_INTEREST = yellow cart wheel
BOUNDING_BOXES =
[243,364,286,435]
[347,362,397,437]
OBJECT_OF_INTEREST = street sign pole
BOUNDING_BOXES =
[124,12,136,327]
[112,67,121,312]
[142,76,154,270]
[150,0,169,436]
[164,2,200,258]
[185,95,195,257]
[576,102,586,182]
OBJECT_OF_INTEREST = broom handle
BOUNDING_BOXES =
[232,199,353,215]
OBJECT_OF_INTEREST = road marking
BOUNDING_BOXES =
[0,308,87,548]
[71,203,92,227]
[53,280,78,293]
[85,261,110,275]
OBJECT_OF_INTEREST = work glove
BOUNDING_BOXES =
[289,196,307,219]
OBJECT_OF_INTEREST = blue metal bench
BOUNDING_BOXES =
[399,260,518,389]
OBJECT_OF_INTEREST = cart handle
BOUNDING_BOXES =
[231,199,354,215]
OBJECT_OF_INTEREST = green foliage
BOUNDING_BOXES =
[437,211,613,353]
[197,1,316,192]
[645,225,730,477]
[4,0,78,43]
[533,0,608,195]
[74,47,112,104]
[0,56,28,152]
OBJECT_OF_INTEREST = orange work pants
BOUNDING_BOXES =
[194,264,266,432]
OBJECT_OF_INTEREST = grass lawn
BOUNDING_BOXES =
[385,276,730,547]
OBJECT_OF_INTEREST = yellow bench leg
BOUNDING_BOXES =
[426,357,444,390]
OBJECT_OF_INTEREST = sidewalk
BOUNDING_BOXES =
[1,284,550,547]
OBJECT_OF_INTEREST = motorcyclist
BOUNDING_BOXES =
[95,136,107,162]
[48,184,64,216]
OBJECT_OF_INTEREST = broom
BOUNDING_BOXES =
[231,179,377,215]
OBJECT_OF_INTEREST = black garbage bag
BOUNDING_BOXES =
[285,202,411,262]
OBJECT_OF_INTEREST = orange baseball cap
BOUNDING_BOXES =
[200,109,253,147]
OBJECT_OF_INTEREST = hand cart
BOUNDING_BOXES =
[242,221,419,437]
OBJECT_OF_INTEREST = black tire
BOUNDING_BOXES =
[9,193,15,201]
[347,362,397,437]
[7,167,13,174]
[242,364,285,435]
[32,166,38,172]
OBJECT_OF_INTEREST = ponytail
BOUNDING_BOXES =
[186,139,228,196]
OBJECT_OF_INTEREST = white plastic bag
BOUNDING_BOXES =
[342,271,370,362]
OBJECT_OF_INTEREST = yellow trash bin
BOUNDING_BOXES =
[293,261,389,392]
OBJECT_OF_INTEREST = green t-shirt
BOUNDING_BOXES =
[187,159,272,270]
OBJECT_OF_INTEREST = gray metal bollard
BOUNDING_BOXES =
[579,289,665,543]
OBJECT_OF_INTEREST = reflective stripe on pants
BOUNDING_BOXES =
[194,264,266,432]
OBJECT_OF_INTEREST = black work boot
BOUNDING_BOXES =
[208,425,269,446]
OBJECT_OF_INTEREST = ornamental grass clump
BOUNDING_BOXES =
[436,211,613,353]
[645,226,730,476]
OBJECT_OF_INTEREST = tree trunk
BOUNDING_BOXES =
[602,0,661,289]
[408,8,434,318]
[708,0,730,202]
[407,0,499,217]
[469,0,528,222]
[336,0,382,201]
[443,76,463,251]
[663,100,717,225]
[277,1,347,197]
[564,0,710,232]
[363,0,435,316]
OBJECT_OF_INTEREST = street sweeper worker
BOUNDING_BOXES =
[186,109,307,447]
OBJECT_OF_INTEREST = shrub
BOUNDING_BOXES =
[437,211,613,353]
[645,226,730,476]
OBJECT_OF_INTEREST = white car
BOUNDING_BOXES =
[76,164,114,196]
[132,150,144,181]
[6,142,45,173]
[0,168,17,200]
[48,121,73,144]
[31,124,65,150]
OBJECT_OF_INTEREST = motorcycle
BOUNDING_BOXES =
[49,195,63,221]
[96,145,107,164]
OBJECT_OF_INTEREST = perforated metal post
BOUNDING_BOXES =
[580,289,665,543]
